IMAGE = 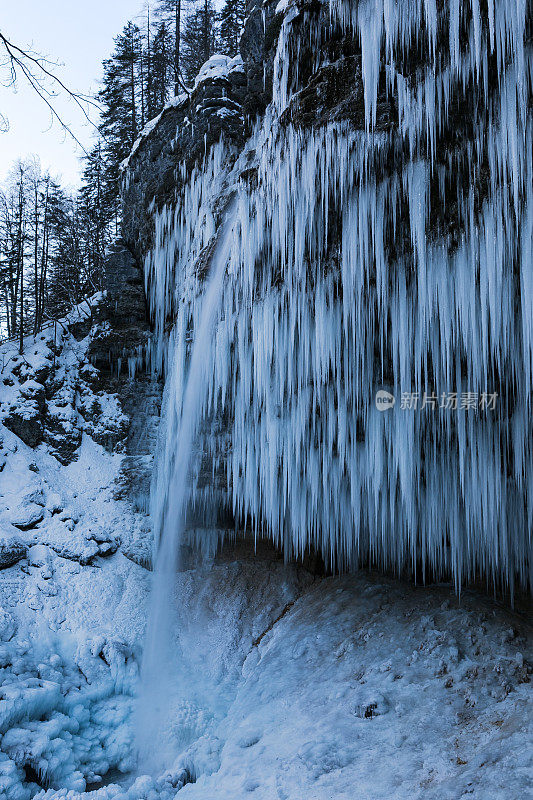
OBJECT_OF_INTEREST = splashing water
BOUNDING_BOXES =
[136,197,237,772]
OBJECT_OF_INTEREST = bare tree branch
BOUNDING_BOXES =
[0,30,101,153]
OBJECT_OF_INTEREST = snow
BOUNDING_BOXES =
[0,301,150,798]
[20,574,533,800]
[0,310,531,798]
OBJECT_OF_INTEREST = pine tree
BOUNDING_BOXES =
[45,186,94,318]
[150,20,173,107]
[181,0,217,84]
[98,22,142,210]
[218,0,246,57]
[78,142,109,288]
[157,0,185,95]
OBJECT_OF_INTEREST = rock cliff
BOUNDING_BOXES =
[120,0,532,592]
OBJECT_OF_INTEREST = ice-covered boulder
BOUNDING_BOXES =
[8,487,46,531]
[0,609,16,642]
[27,544,53,568]
[35,517,118,565]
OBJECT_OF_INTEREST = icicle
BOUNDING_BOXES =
[140,0,532,595]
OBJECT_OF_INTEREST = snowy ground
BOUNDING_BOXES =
[0,303,151,797]
[1,308,532,800]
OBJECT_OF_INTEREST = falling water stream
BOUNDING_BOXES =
[136,198,237,772]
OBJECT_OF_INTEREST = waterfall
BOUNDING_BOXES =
[136,197,237,771]
[136,0,531,705]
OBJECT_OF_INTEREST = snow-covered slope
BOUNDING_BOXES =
[0,301,152,797]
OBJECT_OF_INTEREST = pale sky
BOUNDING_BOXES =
[0,0,147,190]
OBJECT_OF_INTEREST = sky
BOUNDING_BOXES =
[0,0,147,190]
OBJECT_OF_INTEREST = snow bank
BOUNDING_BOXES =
[0,299,150,798]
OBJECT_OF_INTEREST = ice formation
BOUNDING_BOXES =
[0,626,136,799]
[141,0,532,595]
[137,198,239,771]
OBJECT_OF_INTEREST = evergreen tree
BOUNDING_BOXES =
[181,0,217,84]
[0,158,108,341]
[78,142,109,287]
[150,20,173,107]
[98,22,142,210]
[218,0,246,57]
[155,0,189,94]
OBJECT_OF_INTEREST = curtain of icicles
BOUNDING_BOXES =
[140,0,532,594]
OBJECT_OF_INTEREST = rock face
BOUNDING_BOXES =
[3,404,43,449]
[118,0,398,264]
[121,56,248,264]
[89,242,162,514]
[119,1,532,591]
[0,302,129,467]
[121,3,292,267]
[239,1,282,116]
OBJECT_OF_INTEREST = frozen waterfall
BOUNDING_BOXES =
[141,0,532,615]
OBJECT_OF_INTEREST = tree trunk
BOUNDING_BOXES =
[146,6,152,117]
[131,28,137,143]
[204,0,210,64]
[37,182,49,332]
[16,171,24,354]
[140,40,145,128]
[33,181,40,334]
[174,0,181,95]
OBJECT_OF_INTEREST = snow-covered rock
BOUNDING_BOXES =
[27,545,53,568]
[3,401,44,449]
[0,531,27,569]
[193,54,244,90]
